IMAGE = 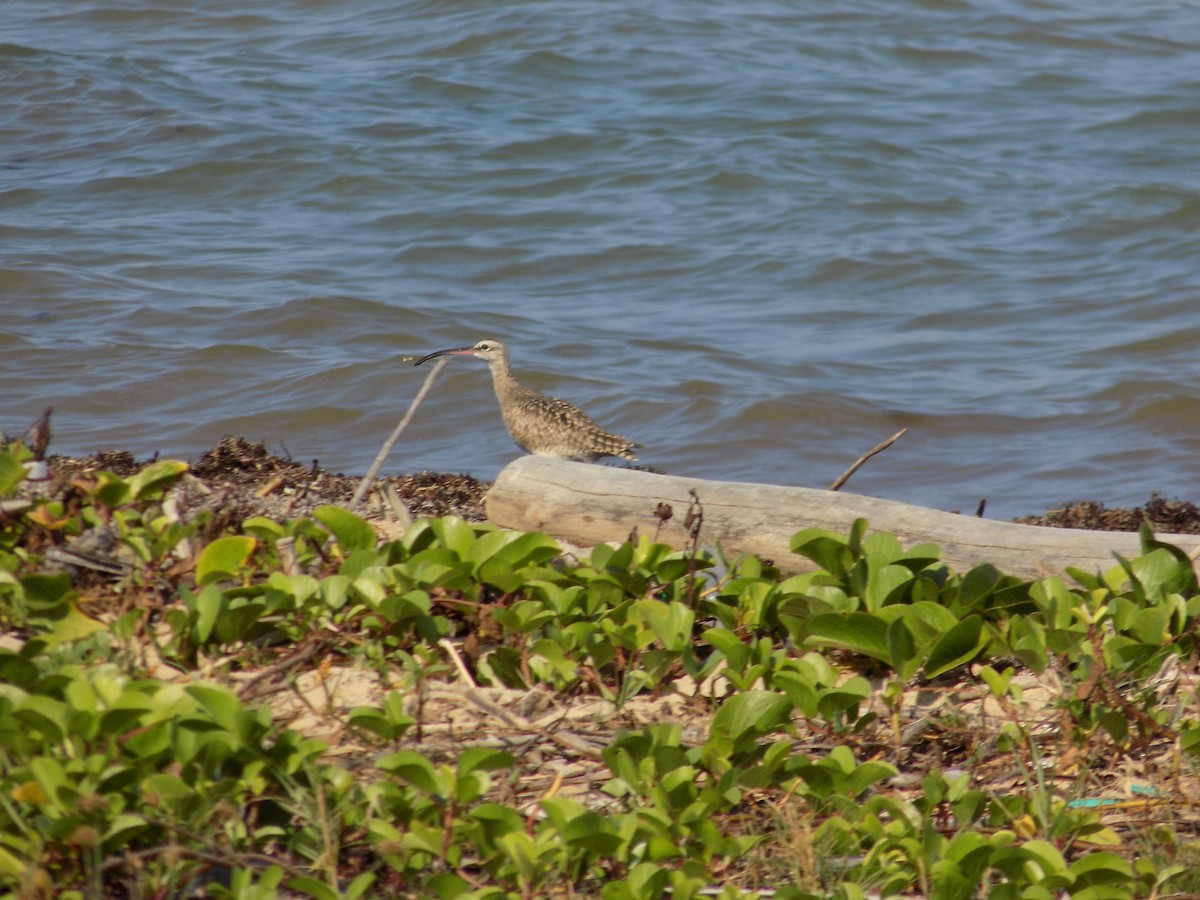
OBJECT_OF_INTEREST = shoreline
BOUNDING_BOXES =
[42,434,1200,536]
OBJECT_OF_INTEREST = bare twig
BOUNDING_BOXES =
[233,640,326,700]
[438,637,478,688]
[275,536,298,575]
[382,480,414,528]
[102,844,311,880]
[828,427,908,492]
[683,490,704,607]
[350,356,449,509]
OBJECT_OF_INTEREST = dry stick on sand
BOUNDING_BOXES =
[828,427,908,492]
[350,356,450,510]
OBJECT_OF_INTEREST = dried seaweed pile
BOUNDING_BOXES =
[49,435,488,526]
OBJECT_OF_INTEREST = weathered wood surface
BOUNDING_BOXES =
[486,456,1199,579]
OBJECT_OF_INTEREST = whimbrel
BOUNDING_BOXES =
[414,338,639,462]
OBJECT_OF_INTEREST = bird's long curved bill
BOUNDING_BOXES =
[414,346,475,366]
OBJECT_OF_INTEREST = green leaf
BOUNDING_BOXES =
[897,600,960,637]
[958,563,1002,607]
[268,571,320,605]
[602,863,670,900]
[805,612,891,664]
[458,747,515,777]
[0,650,38,689]
[1129,547,1196,601]
[702,628,750,670]
[1137,520,1200,595]
[476,556,520,593]
[347,692,414,741]
[1180,725,1200,757]
[377,750,439,794]
[321,574,351,609]
[845,517,870,557]
[843,758,899,794]
[816,676,872,723]
[886,617,918,680]
[923,615,984,679]
[102,813,149,850]
[92,472,131,508]
[496,832,539,885]
[342,873,377,900]
[0,844,25,880]
[185,683,264,746]
[190,584,222,642]
[214,598,267,644]
[313,505,376,553]
[711,691,793,743]
[351,574,388,605]
[466,528,560,571]
[426,873,476,899]
[286,876,342,900]
[979,665,1014,698]
[0,451,26,495]
[790,528,850,574]
[865,562,916,610]
[20,573,74,610]
[774,670,820,718]
[126,459,189,500]
[47,603,107,646]
[1007,839,1068,880]
[28,755,71,811]
[929,861,973,900]
[196,535,257,584]
[17,695,70,743]
[538,795,586,830]
[468,803,525,843]
[429,516,479,557]
[632,599,694,653]
[1070,850,1133,885]
[242,516,286,541]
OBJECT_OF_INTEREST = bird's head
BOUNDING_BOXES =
[415,338,509,367]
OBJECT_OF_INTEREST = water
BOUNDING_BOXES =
[4,0,1200,520]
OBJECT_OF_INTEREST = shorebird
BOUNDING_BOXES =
[414,338,639,463]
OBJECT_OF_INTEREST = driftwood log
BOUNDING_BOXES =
[486,457,1200,579]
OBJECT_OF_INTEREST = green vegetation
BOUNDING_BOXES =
[1,435,1199,899]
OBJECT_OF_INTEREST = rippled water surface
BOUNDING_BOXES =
[4,0,1200,518]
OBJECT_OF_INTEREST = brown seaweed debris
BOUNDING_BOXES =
[48,435,489,527]
[1013,493,1200,534]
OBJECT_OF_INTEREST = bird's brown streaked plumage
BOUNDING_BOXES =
[414,339,639,463]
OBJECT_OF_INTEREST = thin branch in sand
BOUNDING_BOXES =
[350,356,449,510]
[828,427,908,492]
[438,637,478,688]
